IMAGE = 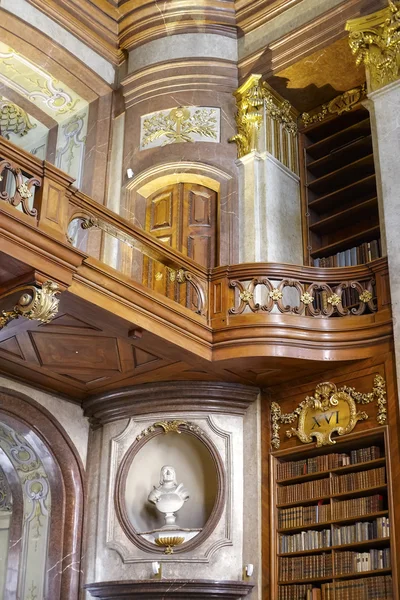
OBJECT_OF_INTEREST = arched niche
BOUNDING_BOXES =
[115,422,225,554]
[121,161,237,265]
[0,389,84,600]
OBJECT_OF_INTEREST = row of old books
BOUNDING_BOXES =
[330,466,386,494]
[279,553,332,582]
[332,517,390,545]
[278,583,334,600]
[334,548,391,574]
[335,574,393,599]
[313,239,381,268]
[278,503,331,529]
[279,529,331,553]
[277,446,381,480]
[331,494,384,519]
[278,478,331,505]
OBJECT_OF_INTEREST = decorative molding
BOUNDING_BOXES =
[140,107,220,149]
[301,83,367,126]
[0,42,86,122]
[0,421,50,599]
[0,465,12,512]
[84,579,254,599]
[121,58,238,107]
[238,0,388,80]
[346,1,400,91]
[83,382,259,426]
[0,281,60,330]
[271,375,387,448]
[229,74,297,159]
[56,110,87,187]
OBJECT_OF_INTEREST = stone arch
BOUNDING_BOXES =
[0,389,84,600]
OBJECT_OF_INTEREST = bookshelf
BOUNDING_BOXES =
[300,104,381,267]
[271,429,396,600]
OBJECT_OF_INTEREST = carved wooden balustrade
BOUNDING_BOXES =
[0,136,393,362]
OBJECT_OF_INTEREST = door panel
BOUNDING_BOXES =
[144,182,217,307]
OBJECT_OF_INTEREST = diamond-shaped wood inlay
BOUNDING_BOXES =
[132,347,160,368]
[29,332,121,371]
[0,335,24,360]
[39,313,100,330]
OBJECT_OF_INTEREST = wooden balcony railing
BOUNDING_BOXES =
[0,136,392,362]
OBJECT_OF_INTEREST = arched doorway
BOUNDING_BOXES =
[0,390,84,600]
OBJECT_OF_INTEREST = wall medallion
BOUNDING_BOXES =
[271,375,387,448]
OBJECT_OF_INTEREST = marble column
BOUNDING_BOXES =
[368,79,400,386]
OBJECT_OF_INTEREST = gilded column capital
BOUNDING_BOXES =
[229,74,265,158]
[346,1,400,91]
[229,74,297,159]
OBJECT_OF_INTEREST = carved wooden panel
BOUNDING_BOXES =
[145,183,217,268]
[183,185,216,268]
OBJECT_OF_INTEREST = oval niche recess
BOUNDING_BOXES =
[115,423,226,554]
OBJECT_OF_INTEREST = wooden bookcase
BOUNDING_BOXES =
[271,429,396,600]
[300,105,380,267]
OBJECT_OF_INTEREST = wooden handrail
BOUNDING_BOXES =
[0,135,391,328]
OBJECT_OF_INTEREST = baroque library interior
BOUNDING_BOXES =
[1,0,400,599]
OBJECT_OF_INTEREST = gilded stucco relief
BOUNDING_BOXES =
[140,106,220,150]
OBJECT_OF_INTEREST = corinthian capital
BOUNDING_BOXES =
[346,1,400,91]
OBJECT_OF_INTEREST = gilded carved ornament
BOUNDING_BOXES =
[0,281,60,330]
[136,420,203,441]
[346,1,400,91]
[141,106,219,148]
[301,84,367,126]
[230,276,376,317]
[271,375,387,449]
[229,74,297,158]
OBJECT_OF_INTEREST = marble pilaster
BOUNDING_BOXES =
[237,151,302,264]
[368,79,400,392]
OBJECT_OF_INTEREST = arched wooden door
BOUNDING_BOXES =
[144,182,217,307]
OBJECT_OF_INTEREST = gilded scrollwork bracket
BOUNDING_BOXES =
[271,375,387,449]
[0,281,60,330]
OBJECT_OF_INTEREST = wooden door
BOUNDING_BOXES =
[144,182,217,306]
